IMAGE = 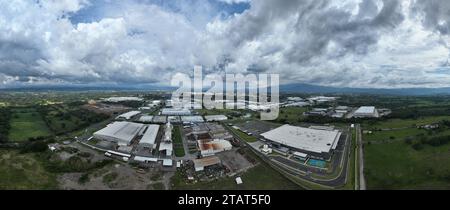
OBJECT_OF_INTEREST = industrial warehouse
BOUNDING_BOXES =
[93,121,146,146]
[260,125,342,160]
[139,124,160,150]
[353,106,379,118]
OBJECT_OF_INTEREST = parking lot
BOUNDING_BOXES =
[234,120,280,136]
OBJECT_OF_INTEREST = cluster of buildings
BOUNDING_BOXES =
[138,100,162,110]
[304,106,389,119]
[282,96,338,107]
[92,120,174,165]
[184,123,233,158]
[116,108,229,125]
[93,95,381,178]
[103,97,143,103]
[91,97,235,172]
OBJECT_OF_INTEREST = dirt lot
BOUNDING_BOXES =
[58,142,174,190]
[58,163,174,190]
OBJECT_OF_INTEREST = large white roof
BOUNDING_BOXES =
[161,108,191,115]
[355,106,376,114]
[139,124,160,146]
[104,97,143,102]
[94,122,144,145]
[138,115,154,122]
[134,156,158,162]
[117,111,141,119]
[181,116,204,123]
[204,115,228,121]
[261,125,341,154]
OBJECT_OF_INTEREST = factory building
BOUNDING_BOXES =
[159,122,173,156]
[260,125,341,160]
[116,111,141,120]
[353,106,379,118]
[139,124,160,150]
[93,122,146,146]
[181,116,205,123]
[168,116,182,124]
[197,139,232,157]
[104,97,143,102]
[138,115,154,123]
[204,115,228,122]
[193,156,222,172]
[161,108,191,116]
[152,116,167,124]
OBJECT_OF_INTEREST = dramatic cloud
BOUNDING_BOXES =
[1,0,450,88]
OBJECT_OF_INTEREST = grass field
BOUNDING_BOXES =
[363,128,426,143]
[276,107,308,124]
[363,116,450,189]
[0,150,58,189]
[364,116,450,129]
[8,108,52,141]
[40,104,108,134]
[365,141,450,189]
[229,127,258,143]
[173,126,185,157]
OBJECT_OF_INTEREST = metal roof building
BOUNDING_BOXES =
[159,122,173,156]
[138,115,154,123]
[193,156,221,171]
[181,116,205,123]
[261,125,341,159]
[204,115,228,122]
[159,143,173,156]
[116,111,141,120]
[163,159,173,167]
[94,122,145,146]
[133,156,158,163]
[104,97,143,102]
[168,116,182,123]
[353,106,379,118]
[139,124,160,149]
[152,116,167,124]
[197,139,232,157]
[161,108,191,116]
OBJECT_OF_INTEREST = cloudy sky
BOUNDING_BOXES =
[1,0,450,88]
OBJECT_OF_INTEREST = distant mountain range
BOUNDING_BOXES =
[280,83,450,95]
[3,83,450,95]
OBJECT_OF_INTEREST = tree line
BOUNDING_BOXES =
[0,108,12,143]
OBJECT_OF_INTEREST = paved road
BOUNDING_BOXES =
[356,124,367,190]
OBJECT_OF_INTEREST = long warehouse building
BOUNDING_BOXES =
[139,124,160,150]
[261,125,341,160]
[94,121,145,146]
[353,106,379,118]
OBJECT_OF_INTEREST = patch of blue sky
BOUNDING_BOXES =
[69,0,250,25]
